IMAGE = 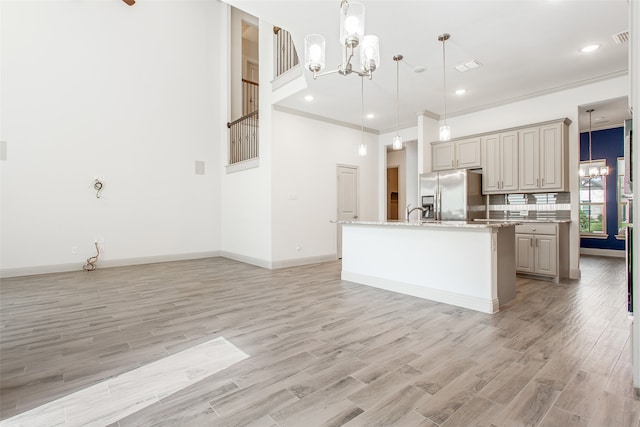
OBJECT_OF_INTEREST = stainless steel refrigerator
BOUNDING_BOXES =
[419,169,486,221]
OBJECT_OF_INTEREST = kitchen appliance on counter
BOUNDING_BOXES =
[420,169,486,221]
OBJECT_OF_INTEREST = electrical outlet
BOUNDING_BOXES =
[296,244,301,252]
[71,246,78,255]
[98,244,105,253]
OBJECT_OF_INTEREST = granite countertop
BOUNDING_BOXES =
[338,220,520,229]
[474,218,572,223]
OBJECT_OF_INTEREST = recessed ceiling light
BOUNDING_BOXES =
[581,44,600,53]
[455,89,467,95]
[304,95,314,102]
[366,113,375,119]
[413,66,426,73]
[594,116,606,122]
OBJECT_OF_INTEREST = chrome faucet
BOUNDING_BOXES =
[406,204,427,222]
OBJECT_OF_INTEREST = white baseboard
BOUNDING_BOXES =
[271,254,337,269]
[218,251,272,269]
[1,251,340,278]
[580,248,625,258]
[341,271,500,314]
[0,251,221,279]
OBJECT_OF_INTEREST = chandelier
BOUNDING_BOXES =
[579,108,609,178]
[304,1,380,80]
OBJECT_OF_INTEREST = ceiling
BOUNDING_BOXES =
[228,0,630,134]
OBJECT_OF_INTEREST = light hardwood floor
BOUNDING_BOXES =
[1,255,638,426]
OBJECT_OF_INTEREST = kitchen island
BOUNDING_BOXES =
[340,220,518,314]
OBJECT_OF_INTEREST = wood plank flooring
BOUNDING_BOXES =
[1,255,638,426]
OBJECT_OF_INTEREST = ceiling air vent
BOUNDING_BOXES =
[612,30,629,45]
[455,60,481,73]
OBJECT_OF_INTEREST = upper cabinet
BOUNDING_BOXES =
[432,118,569,193]
[482,131,518,194]
[432,137,481,171]
[519,121,568,192]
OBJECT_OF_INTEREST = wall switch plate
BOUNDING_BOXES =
[71,246,78,255]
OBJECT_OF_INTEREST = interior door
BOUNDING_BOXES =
[337,165,359,258]
[387,167,399,220]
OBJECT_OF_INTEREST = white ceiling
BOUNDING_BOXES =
[228,0,630,134]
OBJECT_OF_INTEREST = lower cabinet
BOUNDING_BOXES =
[515,222,568,282]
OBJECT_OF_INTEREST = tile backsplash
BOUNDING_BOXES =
[488,192,571,220]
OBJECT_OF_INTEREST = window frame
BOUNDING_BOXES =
[616,156,629,239]
[579,159,608,238]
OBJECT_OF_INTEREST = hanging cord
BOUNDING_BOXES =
[396,55,401,135]
[83,242,100,271]
[440,34,449,127]
[361,76,364,145]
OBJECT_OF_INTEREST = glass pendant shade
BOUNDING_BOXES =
[360,35,379,72]
[440,125,451,141]
[358,143,368,156]
[600,166,609,176]
[579,168,586,178]
[589,166,599,177]
[304,34,326,72]
[392,135,403,150]
[340,2,365,46]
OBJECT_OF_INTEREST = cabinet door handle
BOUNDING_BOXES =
[541,178,544,186]
[536,178,539,187]
[457,159,459,167]
[451,160,455,168]
[530,238,533,247]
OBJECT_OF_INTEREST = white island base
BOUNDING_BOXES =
[340,221,517,314]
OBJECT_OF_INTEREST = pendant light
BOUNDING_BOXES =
[579,109,609,178]
[358,76,368,156]
[438,33,451,141]
[392,55,403,150]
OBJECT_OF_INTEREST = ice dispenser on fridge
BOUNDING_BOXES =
[421,195,435,220]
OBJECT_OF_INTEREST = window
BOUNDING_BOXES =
[579,160,607,237]
[617,157,629,238]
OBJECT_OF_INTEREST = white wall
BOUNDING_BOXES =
[271,110,379,265]
[444,76,629,277]
[220,11,273,267]
[418,114,440,174]
[405,141,419,211]
[0,0,223,276]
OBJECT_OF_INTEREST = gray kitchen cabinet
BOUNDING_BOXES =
[518,121,568,192]
[482,131,518,194]
[432,137,481,171]
[515,222,568,283]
